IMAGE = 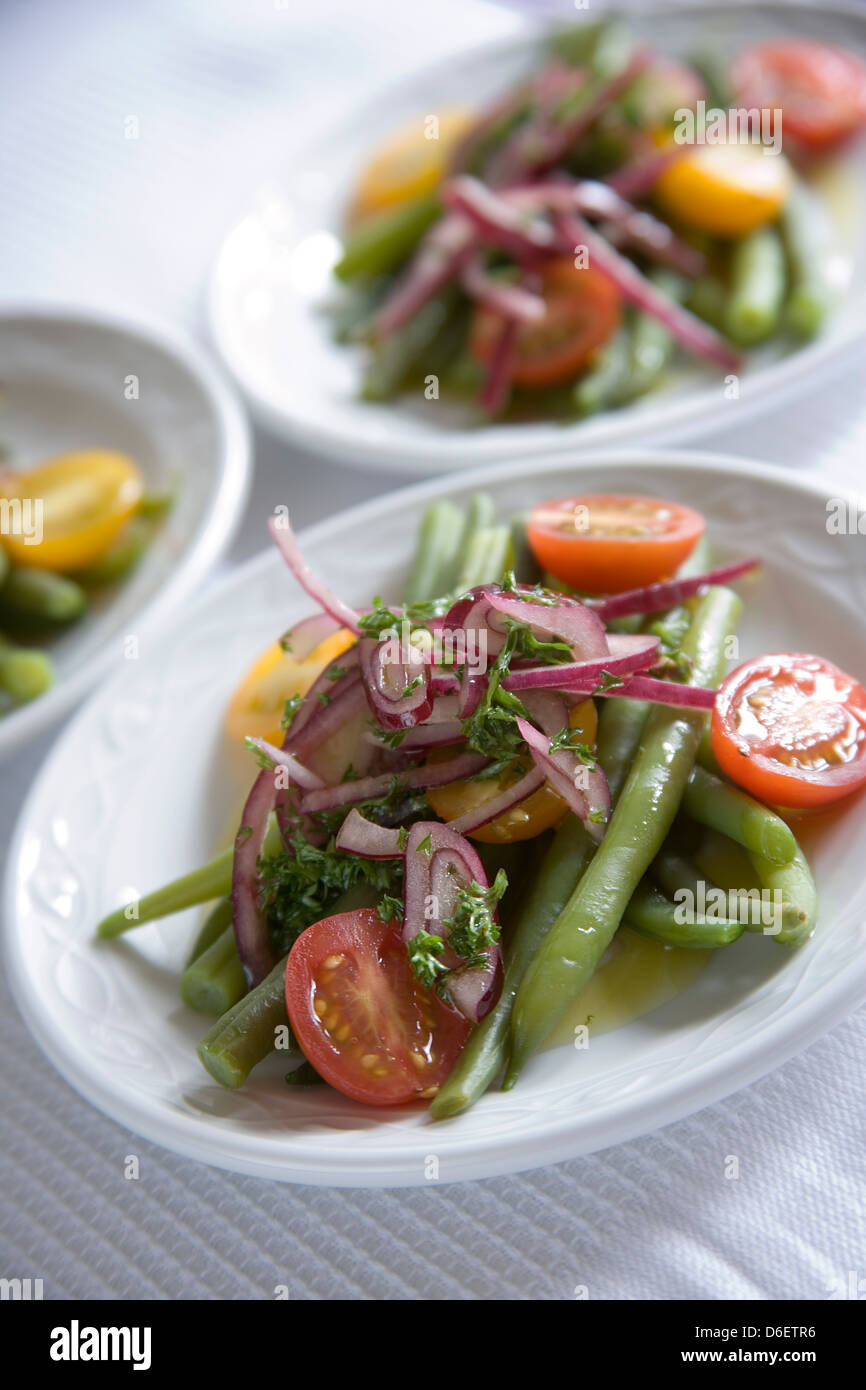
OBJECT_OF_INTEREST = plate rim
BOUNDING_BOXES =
[207,0,866,474]
[4,447,866,1187]
[0,299,252,755]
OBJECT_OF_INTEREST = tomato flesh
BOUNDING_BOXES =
[285,909,471,1105]
[470,260,621,389]
[732,41,866,149]
[527,493,705,594]
[711,653,866,809]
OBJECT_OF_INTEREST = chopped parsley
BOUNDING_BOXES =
[280,693,303,732]
[406,869,508,994]
[258,831,402,953]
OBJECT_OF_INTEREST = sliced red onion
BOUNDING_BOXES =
[403,822,502,1023]
[298,751,488,815]
[283,648,360,744]
[554,211,741,370]
[395,720,465,750]
[480,312,519,415]
[359,636,433,732]
[458,662,486,719]
[373,213,477,338]
[446,764,546,834]
[561,674,718,709]
[441,175,557,260]
[430,666,460,695]
[427,693,459,722]
[502,631,660,691]
[231,770,278,987]
[589,559,761,622]
[245,739,326,790]
[335,808,403,859]
[515,716,611,842]
[484,589,610,660]
[606,147,684,200]
[461,254,546,321]
[277,611,343,662]
[485,47,651,185]
[571,180,705,277]
[268,514,363,634]
[285,671,367,762]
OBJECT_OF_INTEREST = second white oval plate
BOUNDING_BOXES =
[5,451,866,1186]
[209,1,866,473]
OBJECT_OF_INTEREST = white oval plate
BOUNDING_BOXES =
[209,0,866,475]
[5,450,866,1186]
[0,304,251,756]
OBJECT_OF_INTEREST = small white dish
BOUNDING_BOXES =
[208,0,866,475]
[0,304,251,755]
[4,449,866,1186]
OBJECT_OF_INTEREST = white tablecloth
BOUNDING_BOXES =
[1,0,864,1300]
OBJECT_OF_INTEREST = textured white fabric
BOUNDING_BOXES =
[1,0,865,1300]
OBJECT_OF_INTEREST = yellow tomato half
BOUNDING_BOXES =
[351,107,474,223]
[1,450,144,571]
[225,630,355,748]
[426,700,598,844]
[653,140,792,238]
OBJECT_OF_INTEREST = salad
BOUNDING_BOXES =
[0,448,172,714]
[97,489,866,1115]
[330,16,865,418]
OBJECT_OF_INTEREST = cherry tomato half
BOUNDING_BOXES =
[469,259,621,390]
[285,909,471,1105]
[731,41,866,150]
[711,653,866,809]
[527,493,706,594]
[1,450,143,572]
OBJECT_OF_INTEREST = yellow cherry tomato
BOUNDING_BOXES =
[653,140,792,238]
[426,699,598,844]
[225,630,355,749]
[351,106,475,223]
[0,450,144,571]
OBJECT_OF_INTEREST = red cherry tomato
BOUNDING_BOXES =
[732,41,866,150]
[470,259,621,390]
[527,493,706,594]
[284,909,471,1105]
[711,653,866,809]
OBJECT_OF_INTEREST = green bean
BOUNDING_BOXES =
[747,843,817,947]
[683,764,796,865]
[180,923,247,1015]
[692,825,762,896]
[285,1061,325,1087]
[596,697,649,802]
[573,326,633,416]
[432,669,647,1120]
[77,517,151,586]
[625,878,743,948]
[627,269,687,397]
[138,490,176,519]
[431,816,595,1120]
[645,604,691,653]
[0,546,8,588]
[196,953,298,1089]
[95,818,282,939]
[361,291,457,401]
[725,227,786,347]
[689,49,732,108]
[96,848,234,939]
[0,566,87,624]
[334,193,440,281]
[404,500,464,605]
[506,585,742,1083]
[330,276,393,343]
[781,181,835,338]
[0,635,54,702]
[509,512,543,586]
[455,524,513,592]
[696,724,722,776]
[686,274,729,332]
[186,895,233,967]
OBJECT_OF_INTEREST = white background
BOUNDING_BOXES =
[0,0,864,1299]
